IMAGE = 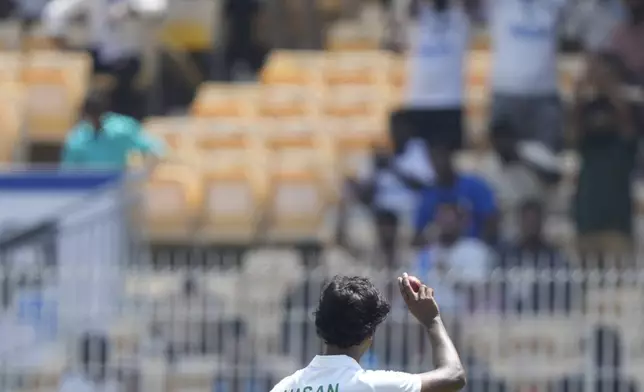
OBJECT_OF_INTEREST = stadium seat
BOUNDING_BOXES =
[199,166,265,244]
[125,272,186,299]
[389,56,407,89]
[139,359,169,392]
[14,348,66,392]
[322,85,390,118]
[21,51,91,142]
[201,272,243,318]
[325,116,387,178]
[109,318,144,363]
[0,52,21,83]
[141,116,198,164]
[238,249,305,352]
[262,118,335,181]
[326,21,381,52]
[142,164,203,241]
[193,120,264,170]
[585,285,643,322]
[191,83,259,118]
[480,316,584,381]
[264,171,331,242]
[322,51,391,86]
[320,247,374,277]
[0,83,24,162]
[258,85,321,118]
[261,50,325,86]
[168,356,225,392]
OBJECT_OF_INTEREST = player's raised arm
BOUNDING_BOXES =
[398,273,466,392]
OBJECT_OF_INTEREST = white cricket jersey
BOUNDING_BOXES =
[489,0,566,95]
[405,3,470,108]
[271,355,421,392]
[43,0,166,63]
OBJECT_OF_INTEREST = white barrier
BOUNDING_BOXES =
[2,243,644,392]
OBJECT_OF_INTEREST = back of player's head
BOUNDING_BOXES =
[314,275,391,348]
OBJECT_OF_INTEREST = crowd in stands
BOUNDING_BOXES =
[0,1,643,390]
[334,0,644,276]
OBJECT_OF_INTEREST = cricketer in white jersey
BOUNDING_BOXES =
[270,274,466,392]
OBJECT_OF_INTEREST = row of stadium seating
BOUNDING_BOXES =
[0,51,91,158]
[0,49,582,160]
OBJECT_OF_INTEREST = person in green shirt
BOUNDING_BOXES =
[61,90,165,170]
[573,54,636,260]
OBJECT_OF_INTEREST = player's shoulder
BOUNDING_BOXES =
[270,368,307,392]
[104,113,141,134]
[358,369,422,392]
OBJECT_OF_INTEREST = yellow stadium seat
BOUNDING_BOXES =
[264,171,330,242]
[191,83,258,118]
[258,85,320,118]
[322,85,389,117]
[0,52,21,83]
[194,120,264,170]
[21,51,91,142]
[326,21,381,52]
[389,56,407,89]
[0,83,24,162]
[322,51,391,86]
[141,116,197,164]
[325,116,387,178]
[261,50,325,85]
[142,164,202,241]
[199,167,265,244]
[261,118,336,188]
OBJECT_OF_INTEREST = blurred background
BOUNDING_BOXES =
[0,0,643,391]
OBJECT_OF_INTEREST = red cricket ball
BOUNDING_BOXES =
[408,276,422,292]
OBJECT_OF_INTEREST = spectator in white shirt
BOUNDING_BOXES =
[565,0,625,52]
[336,112,434,267]
[42,0,166,119]
[58,334,121,392]
[385,0,475,150]
[481,0,570,152]
[415,202,493,314]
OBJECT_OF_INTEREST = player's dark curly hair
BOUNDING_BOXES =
[314,275,391,348]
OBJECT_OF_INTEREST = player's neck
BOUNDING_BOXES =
[323,346,362,362]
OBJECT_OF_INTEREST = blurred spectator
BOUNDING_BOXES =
[572,54,636,256]
[497,199,566,269]
[61,90,165,170]
[566,0,625,52]
[415,202,493,314]
[476,120,548,240]
[336,112,434,266]
[58,333,120,392]
[223,0,268,81]
[604,0,644,133]
[485,0,569,151]
[42,0,166,118]
[385,0,477,150]
[413,142,497,244]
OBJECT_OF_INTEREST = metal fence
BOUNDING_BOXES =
[0,190,643,392]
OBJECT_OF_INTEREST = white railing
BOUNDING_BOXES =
[0,246,643,392]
